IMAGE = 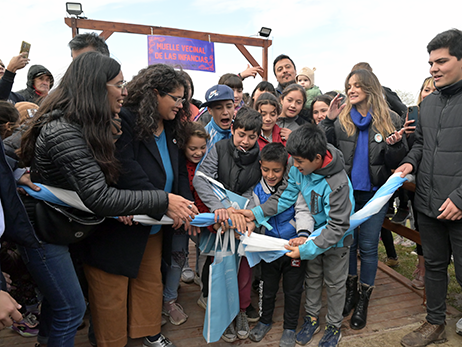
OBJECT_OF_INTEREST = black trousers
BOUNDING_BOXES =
[260,255,306,330]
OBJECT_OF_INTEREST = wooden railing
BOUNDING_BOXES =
[382,181,421,245]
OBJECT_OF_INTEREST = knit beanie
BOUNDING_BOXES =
[296,67,316,85]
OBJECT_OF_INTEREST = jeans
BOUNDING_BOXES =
[349,190,388,286]
[418,212,462,325]
[163,233,189,302]
[20,242,86,347]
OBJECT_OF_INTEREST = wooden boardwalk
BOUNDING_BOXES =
[1,241,460,346]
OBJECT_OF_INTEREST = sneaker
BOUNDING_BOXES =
[194,273,201,286]
[280,329,296,347]
[10,320,39,337]
[456,318,462,336]
[143,334,176,347]
[385,257,400,268]
[235,310,250,339]
[197,293,207,310]
[411,267,425,290]
[23,312,39,328]
[391,208,410,224]
[394,235,404,245]
[162,299,188,326]
[296,315,320,345]
[246,304,260,323]
[318,325,342,347]
[181,266,195,283]
[401,321,446,347]
[249,322,272,342]
[401,239,416,247]
[222,321,237,343]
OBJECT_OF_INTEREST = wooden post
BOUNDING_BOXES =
[262,40,269,81]
[70,18,78,38]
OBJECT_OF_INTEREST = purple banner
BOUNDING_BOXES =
[148,35,215,72]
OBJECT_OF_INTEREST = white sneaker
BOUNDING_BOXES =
[143,334,176,347]
[456,318,462,336]
[181,266,195,283]
[394,235,404,245]
[401,239,416,247]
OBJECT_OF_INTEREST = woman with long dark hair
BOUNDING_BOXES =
[83,64,197,347]
[18,52,196,347]
[319,69,407,331]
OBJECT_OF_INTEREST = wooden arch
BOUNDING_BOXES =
[65,18,272,80]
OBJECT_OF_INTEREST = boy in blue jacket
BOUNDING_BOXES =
[193,107,262,343]
[240,124,354,347]
[249,142,314,346]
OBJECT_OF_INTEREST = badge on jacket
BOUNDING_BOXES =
[374,133,383,143]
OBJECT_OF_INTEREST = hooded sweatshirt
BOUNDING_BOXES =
[16,65,54,104]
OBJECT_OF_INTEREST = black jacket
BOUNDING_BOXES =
[321,110,407,189]
[16,65,53,104]
[0,69,25,103]
[0,138,40,289]
[31,111,168,218]
[82,108,193,277]
[383,86,407,119]
[215,137,261,195]
[401,79,462,218]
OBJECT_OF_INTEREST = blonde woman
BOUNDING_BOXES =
[321,69,407,330]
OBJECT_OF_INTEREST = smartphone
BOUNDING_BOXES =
[407,106,419,127]
[20,41,31,58]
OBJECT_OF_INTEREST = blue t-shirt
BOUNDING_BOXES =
[151,130,174,234]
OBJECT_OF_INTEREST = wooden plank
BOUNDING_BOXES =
[3,241,460,347]
[99,30,114,40]
[234,44,264,79]
[383,218,421,245]
[64,18,272,48]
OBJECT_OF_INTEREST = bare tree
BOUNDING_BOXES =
[395,90,416,106]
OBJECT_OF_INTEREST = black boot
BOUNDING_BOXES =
[350,283,374,330]
[343,275,359,317]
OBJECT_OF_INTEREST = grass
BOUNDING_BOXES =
[378,232,462,312]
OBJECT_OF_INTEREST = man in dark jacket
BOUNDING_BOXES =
[273,54,297,95]
[398,29,462,347]
[16,65,53,104]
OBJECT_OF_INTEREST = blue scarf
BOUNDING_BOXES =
[350,107,373,191]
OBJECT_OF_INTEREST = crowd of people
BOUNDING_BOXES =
[0,27,462,347]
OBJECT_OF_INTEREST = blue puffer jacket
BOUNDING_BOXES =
[252,178,297,240]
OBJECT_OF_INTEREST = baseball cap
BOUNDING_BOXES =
[200,84,234,108]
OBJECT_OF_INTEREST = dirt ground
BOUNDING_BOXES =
[339,315,462,347]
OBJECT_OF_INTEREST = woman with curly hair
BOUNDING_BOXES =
[18,53,197,347]
[83,63,198,347]
[319,69,407,331]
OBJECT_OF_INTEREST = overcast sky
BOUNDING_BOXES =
[2,0,461,105]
